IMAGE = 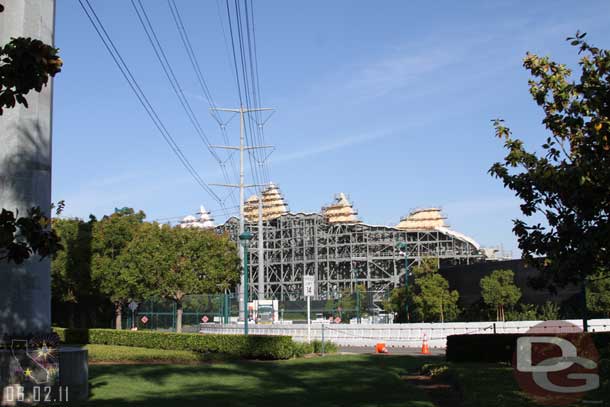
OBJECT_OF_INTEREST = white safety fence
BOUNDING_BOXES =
[200,319,610,348]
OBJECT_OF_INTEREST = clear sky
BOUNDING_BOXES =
[52,0,610,256]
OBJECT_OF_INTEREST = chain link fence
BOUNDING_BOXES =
[122,291,391,332]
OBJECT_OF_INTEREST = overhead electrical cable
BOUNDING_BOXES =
[131,0,237,209]
[78,0,222,204]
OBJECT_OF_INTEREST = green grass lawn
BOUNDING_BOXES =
[71,345,608,406]
[77,354,440,407]
[451,362,610,407]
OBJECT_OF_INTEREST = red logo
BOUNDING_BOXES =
[513,320,599,406]
[140,316,149,324]
[201,315,209,323]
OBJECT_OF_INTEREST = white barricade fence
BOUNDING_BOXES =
[199,319,610,348]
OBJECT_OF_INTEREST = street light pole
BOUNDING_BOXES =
[397,242,409,322]
[239,230,253,335]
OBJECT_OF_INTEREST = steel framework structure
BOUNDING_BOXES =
[219,213,484,303]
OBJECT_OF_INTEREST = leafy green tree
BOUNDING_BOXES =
[411,273,459,322]
[383,259,457,322]
[489,33,610,329]
[122,225,239,332]
[587,273,610,317]
[51,217,94,326]
[538,301,561,321]
[383,287,408,322]
[480,269,522,322]
[91,208,146,329]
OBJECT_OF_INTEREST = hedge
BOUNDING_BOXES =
[53,328,297,360]
[447,332,610,363]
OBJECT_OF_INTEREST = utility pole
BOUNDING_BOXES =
[210,106,273,321]
[258,195,265,299]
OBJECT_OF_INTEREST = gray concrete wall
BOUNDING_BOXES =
[0,0,55,336]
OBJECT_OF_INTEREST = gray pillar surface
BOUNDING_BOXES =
[0,0,55,337]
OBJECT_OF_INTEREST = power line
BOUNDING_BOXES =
[130,0,237,209]
[167,0,239,202]
[78,0,222,204]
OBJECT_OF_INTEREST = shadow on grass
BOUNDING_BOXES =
[73,355,441,407]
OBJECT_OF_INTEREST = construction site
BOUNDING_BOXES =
[182,183,488,304]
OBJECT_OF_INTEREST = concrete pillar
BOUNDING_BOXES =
[0,0,55,337]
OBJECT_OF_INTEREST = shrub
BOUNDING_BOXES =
[447,332,610,363]
[54,328,299,360]
[311,339,338,354]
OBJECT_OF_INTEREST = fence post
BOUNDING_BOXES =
[172,302,176,332]
[321,323,325,356]
[493,322,497,334]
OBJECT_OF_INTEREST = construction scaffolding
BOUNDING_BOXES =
[218,187,484,304]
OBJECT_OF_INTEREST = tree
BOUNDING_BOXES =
[0,3,63,264]
[489,33,610,328]
[480,269,522,322]
[51,217,94,327]
[385,259,459,322]
[123,225,240,333]
[383,287,408,322]
[587,273,610,317]
[411,273,459,322]
[91,208,146,329]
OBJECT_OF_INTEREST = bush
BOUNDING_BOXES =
[311,339,338,354]
[447,332,610,363]
[54,328,298,360]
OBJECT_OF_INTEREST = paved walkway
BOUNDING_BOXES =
[338,346,445,356]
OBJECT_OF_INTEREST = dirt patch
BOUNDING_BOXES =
[401,373,461,407]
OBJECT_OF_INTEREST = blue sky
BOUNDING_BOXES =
[52,0,610,256]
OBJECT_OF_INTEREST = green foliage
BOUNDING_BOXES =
[51,217,93,304]
[0,206,63,264]
[480,269,521,322]
[311,339,338,354]
[86,344,223,363]
[587,273,610,317]
[412,273,459,322]
[489,32,610,291]
[91,209,147,327]
[505,303,538,321]
[384,259,458,323]
[382,287,408,322]
[120,224,240,332]
[411,258,439,276]
[0,33,62,114]
[538,301,561,321]
[53,327,298,360]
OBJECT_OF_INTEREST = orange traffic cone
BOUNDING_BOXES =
[421,334,430,355]
[375,342,388,354]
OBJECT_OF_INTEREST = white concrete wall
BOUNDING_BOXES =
[200,319,610,348]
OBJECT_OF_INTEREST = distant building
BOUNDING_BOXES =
[219,184,490,302]
[179,205,215,229]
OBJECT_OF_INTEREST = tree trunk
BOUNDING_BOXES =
[582,277,589,332]
[176,300,183,333]
[440,296,444,323]
[115,302,122,330]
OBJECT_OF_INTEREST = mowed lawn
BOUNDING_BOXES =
[81,354,440,407]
